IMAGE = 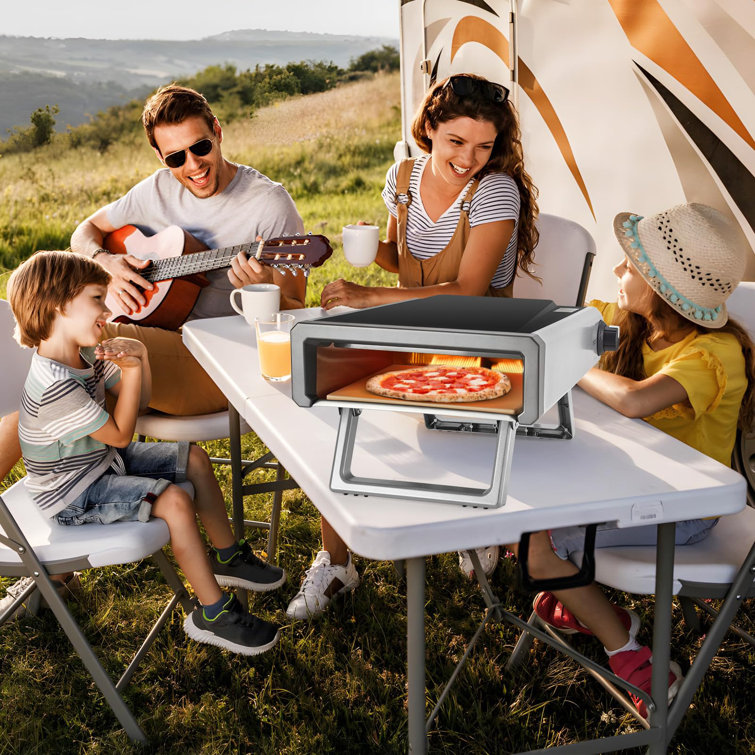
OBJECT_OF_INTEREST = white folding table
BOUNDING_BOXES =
[183,310,745,754]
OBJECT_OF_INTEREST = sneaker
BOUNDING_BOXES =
[458,546,500,579]
[0,573,82,621]
[533,591,640,639]
[608,645,683,718]
[183,594,279,656]
[211,540,286,592]
[286,550,359,620]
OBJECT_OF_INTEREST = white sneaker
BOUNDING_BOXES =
[286,550,359,620]
[0,577,35,620]
[0,573,82,622]
[458,546,500,579]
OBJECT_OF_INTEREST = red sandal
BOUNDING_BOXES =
[533,591,640,637]
[608,645,683,718]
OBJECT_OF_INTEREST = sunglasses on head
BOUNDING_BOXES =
[162,138,214,169]
[443,75,509,104]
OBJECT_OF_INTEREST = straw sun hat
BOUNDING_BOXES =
[614,203,748,328]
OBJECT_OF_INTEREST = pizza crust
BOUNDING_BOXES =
[365,365,511,403]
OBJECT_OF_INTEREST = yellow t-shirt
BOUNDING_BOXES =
[590,300,746,467]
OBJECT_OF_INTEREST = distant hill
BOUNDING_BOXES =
[0,29,395,136]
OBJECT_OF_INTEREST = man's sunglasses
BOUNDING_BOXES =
[444,75,509,104]
[162,138,214,169]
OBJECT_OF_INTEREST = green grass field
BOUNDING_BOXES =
[1,72,753,754]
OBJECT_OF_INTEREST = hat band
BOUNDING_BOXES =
[622,215,723,322]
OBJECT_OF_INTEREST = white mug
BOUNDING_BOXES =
[342,224,379,267]
[230,283,280,327]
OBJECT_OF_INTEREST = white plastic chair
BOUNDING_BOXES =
[514,213,597,306]
[508,281,755,737]
[0,299,193,743]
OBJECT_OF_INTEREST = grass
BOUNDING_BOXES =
[1,72,754,754]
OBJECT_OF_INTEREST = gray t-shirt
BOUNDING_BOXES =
[105,164,304,320]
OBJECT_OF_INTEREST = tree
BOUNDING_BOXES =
[29,104,59,147]
[349,45,399,73]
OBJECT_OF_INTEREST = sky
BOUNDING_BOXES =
[1,0,400,40]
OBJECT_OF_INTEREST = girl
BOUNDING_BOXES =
[508,203,754,717]
[289,75,540,620]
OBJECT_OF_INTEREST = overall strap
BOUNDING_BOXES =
[394,157,415,208]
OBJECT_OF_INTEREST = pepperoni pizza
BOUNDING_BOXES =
[365,365,511,403]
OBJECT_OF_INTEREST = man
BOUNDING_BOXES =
[70,83,306,415]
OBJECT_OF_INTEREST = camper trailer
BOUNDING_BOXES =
[395,0,755,299]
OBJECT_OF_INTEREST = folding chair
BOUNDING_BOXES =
[0,299,194,743]
[506,281,755,744]
[514,213,597,306]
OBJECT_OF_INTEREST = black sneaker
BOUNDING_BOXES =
[211,539,286,592]
[183,595,279,656]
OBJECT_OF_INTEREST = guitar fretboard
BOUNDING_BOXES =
[144,240,312,282]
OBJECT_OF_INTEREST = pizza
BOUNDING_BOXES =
[365,365,511,403]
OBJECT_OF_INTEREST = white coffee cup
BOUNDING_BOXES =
[342,224,379,267]
[230,283,280,327]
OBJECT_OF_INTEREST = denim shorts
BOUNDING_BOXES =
[55,441,190,526]
[549,517,719,561]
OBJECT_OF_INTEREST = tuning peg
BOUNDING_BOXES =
[277,267,288,276]
[302,267,310,278]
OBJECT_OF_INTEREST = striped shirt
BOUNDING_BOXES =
[19,349,122,517]
[382,155,521,289]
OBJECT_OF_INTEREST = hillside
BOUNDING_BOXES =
[0,29,395,135]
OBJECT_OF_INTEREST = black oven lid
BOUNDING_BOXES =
[314,296,580,335]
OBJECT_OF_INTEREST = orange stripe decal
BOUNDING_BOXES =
[517,59,595,219]
[451,17,595,218]
[608,0,754,149]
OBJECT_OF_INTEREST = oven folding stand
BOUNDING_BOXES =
[329,390,575,508]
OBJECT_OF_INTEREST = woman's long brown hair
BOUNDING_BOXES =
[601,296,755,430]
[411,75,539,279]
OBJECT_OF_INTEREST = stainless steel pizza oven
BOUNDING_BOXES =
[290,296,618,507]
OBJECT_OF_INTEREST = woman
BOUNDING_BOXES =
[321,73,538,310]
[289,74,540,621]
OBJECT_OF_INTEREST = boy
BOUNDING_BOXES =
[7,250,284,655]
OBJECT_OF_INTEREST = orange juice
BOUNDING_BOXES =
[258,330,291,380]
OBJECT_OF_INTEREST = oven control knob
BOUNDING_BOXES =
[596,322,620,354]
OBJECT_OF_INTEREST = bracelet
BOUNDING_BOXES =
[92,248,111,260]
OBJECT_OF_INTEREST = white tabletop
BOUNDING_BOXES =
[183,311,746,561]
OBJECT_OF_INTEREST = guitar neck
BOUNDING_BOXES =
[144,243,254,283]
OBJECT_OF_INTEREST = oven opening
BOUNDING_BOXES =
[312,344,525,417]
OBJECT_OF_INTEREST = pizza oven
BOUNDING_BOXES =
[290,296,618,507]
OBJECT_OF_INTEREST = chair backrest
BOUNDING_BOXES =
[514,213,596,307]
[726,282,755,504]
[726,281,755,341]
[0,299,32,417]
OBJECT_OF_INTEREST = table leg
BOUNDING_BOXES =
[407,557,427,754]
[648,521,676,754]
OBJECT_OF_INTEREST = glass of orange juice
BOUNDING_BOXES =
[255,313,295,381]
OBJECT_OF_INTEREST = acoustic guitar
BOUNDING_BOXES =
[102,224,332,330]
